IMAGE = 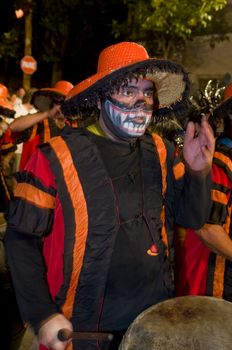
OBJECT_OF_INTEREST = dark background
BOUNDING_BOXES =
[0,1,231,93]
[0,0,127,91]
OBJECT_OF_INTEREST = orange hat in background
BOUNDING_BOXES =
[31,80,74,112]
[0,83,9,99]
[40,80,74,96]
[0,97,15,119]
[224,82,232,100]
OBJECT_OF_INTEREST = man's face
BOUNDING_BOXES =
[100,78,154,140]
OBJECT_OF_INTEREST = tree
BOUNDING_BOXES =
[112,0,228,60]
[28,0,127,84]
[0,0,126,86]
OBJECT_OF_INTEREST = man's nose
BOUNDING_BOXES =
[134,99,146,108]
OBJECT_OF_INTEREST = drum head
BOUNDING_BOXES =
[119,296,232,350]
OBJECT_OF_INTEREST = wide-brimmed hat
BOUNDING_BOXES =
[0,97,15,119]
[0,83,8,99]
[62,42,190,119]
[31,80,74,112]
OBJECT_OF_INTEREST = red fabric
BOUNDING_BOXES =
[19,134,41,170]
[1,126,14,144]
[212,162,232,195]
[175,228,210,296]
[25,150,64,298]
[26,150,65,350]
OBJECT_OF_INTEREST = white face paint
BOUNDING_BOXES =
[100,78,154,141]
[104,98,153,137]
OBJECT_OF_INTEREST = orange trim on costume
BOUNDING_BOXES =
[173,162,185,180]
[14,183,56,209]
[43,118,51,142]
[49,137,88,324]
[211,189,228,205]
[213,255,225,298]
[1,143,14,150]
[152,133,168,254]
[71,120,78,128]
[28,124,38,141]
[152,133,167,195]
[214,151,232,172]
[213,206,231,299]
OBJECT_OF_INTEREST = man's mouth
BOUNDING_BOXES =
[120,122,147,133]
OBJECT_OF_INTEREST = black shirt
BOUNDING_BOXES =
[90,134,171,330]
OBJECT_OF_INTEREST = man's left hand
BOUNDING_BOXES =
[183,116,215,175]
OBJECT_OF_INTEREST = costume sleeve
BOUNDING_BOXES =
[165,142,212,231]
[207,152,232,225]
[5,149,59,332]
[13,124,38,144]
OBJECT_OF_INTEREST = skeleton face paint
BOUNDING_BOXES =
[101,97,153,140]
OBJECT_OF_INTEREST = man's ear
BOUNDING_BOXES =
[97,100,101,110]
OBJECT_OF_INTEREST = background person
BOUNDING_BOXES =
[174,83,232,299]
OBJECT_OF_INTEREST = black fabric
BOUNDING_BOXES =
[5,228,58,330]
[205,253,217,297]
[7,198,54,237]
[0,168,11,212]
[89,132,172,330]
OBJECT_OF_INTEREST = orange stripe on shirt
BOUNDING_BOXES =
[214,151,232,172]
[213,255,225,298]
[152,133,167,195]
[14,183,56,209]
[173,162,185,180]
[211,189,228,205]
[152,133,168,252]
[49,137,88,321]
[43,118,51,143]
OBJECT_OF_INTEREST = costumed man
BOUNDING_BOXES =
[174,83,232,299]
[0,94,27,350]
[9,80,74,170]
[5,42,215,350]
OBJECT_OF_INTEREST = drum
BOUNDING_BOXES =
[119,296,232,350]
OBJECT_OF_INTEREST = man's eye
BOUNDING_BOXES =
[122,89,134,97]
[144,91,154,98]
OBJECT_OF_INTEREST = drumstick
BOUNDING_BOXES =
[57,328,113,342]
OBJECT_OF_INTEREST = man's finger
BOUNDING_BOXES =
[184,121,195,142]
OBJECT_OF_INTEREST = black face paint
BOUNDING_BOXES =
[100,97,153,141]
